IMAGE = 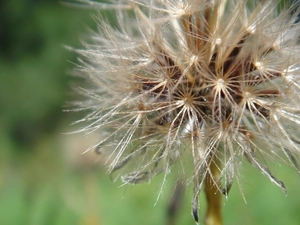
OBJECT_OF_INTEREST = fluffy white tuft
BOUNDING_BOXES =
[70,0,300,222]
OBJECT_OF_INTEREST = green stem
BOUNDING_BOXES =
[204,157,223,225]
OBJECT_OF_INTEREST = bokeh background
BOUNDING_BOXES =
[1,0,300,225]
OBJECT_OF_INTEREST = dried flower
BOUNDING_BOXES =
[69,0,300,224]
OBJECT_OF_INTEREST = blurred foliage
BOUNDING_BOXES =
[0,0,300,225]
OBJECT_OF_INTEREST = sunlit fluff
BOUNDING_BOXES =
[70,0,300,222]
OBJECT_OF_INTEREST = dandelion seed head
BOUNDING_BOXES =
[70,0,300,222]
[254,61,264,70]
[215,37,222,45]
[247,24,256,33]
[189,54,198,65]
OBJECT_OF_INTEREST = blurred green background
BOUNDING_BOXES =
[0,0,300,225]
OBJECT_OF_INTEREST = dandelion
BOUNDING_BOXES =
[69,0,300,224]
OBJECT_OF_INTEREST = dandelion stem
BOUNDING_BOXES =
[204,157,223,225]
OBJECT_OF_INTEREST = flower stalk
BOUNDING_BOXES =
[204,156,222,225]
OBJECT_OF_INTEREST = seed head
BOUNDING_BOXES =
[70,0,300,222]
